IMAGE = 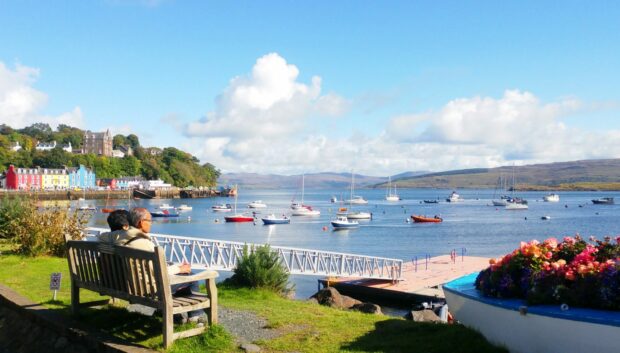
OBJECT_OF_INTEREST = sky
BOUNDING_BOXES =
[0,0,619,176]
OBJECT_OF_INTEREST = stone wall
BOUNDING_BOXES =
[0,285,154,353]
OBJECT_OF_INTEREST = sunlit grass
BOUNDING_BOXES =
[0,240,506,352]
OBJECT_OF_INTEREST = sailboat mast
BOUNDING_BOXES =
[301,174,305,204]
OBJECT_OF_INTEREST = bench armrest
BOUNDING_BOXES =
[168,269,219,285]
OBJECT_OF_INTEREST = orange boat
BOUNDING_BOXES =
[101,208,115,213]
[411,215,443,223]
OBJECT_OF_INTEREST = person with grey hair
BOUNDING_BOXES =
[100,207,207,324]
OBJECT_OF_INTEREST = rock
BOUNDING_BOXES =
[240,342,262,352]
[405,309,441,322]
[306,297,319,305]
[311,287,361,309]
[54,336,68,350]
[126,304,156,316]
[351,303,383,315]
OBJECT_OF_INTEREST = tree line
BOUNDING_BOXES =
[0,123,220,187]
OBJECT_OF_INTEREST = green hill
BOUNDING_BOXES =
[387,159,620,190]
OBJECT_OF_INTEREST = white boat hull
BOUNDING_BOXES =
[444,274,620,353]
[492,200,507,206]
[506,202,528,210]
[343,212,371,219]
[543,194,560,202]
[385,195,400,201]
[291,209,320,216]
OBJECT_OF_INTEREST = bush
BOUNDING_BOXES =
[476,236,620,310]
[230,244,292,295]
[0,197,30,239]
[0,198,89,257]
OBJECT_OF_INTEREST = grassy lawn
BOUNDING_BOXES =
[0,241,507,353]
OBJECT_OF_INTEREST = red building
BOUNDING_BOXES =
[5,165,42,190]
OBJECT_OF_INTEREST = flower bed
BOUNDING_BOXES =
[475,235,620,310]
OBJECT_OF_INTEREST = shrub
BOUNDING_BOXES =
[230,244,293,295]
[0,197,30,239]
[476,235,620,310]
[0,198,89,257]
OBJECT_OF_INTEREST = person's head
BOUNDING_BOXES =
[129,207,152,233]
[106,209,130,231]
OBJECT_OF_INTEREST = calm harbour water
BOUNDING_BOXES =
[80,188,620,301]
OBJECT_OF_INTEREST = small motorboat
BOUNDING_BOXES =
[151,210,180,218]
[592,197,614,205]
[176,204,193,211]
[330,196,338,203]
[212,204,232,212]
[345,196,369,205]
[77,205,97,211]
[543,193,560,202]
[541,215,551,220]
[446,191,462,202]
[411,215,443,223]
[331,216,359,229]
[224,214,255,222]
[159,203,175,210]
[248,200,267,208]
[261,214,290,225]
[101,208,116,213]
[423,200,439,204]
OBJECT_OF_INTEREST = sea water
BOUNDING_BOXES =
[84,188,620,302]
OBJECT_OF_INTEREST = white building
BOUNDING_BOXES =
[62,142,72,153]
[112,149,125,158]
[10,141,21,152]
[36,141,57,151]
[139,179,172,190]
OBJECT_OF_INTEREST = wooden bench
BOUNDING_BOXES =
[66,240,218,348]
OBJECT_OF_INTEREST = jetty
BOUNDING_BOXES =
[319,254,490,305]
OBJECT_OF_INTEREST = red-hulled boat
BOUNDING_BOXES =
[224,214,254,222]
[411,215,443,223]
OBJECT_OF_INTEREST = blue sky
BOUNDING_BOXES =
[1,1,619,175]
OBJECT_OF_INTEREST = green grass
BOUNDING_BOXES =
[0,241,507,353]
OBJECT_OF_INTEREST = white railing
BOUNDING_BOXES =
[86,227,403,280]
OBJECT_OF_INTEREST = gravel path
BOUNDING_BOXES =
[218,307,281,344]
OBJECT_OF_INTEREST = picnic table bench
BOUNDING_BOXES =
[66,240,218,348]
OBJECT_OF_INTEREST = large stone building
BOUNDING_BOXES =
[82,130,113,156]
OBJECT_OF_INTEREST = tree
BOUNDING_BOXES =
[113,134,126,149]
[126,134,140,149]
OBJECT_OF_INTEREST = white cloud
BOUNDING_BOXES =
[0,61,84,129]
[185,59,620,176]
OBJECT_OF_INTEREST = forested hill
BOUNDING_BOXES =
[386,159,620,190]
[0,123,219,187]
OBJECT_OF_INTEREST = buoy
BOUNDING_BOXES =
[524,217,527,220]
[214,219,219,223]
[405,218,410,223]
[322,226,328,231]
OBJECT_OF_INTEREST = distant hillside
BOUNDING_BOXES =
[219,172,420,189]
[385,159,620,190]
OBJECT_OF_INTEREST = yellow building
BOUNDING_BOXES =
[41,168,69,190]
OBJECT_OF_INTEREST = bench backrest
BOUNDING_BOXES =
[66,240,172,308]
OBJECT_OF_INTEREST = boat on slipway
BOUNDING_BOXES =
[331,216,359,229]
[411,215,443,223]
[261,214,290,225]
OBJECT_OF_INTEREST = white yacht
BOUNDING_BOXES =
[385,176,400,201]
[446,191,462,202]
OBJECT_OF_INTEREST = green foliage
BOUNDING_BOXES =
[0,198,89,257]
[0,197,30,239]
[230,244,292,295]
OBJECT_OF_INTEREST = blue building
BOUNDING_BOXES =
[68,165,96,189]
